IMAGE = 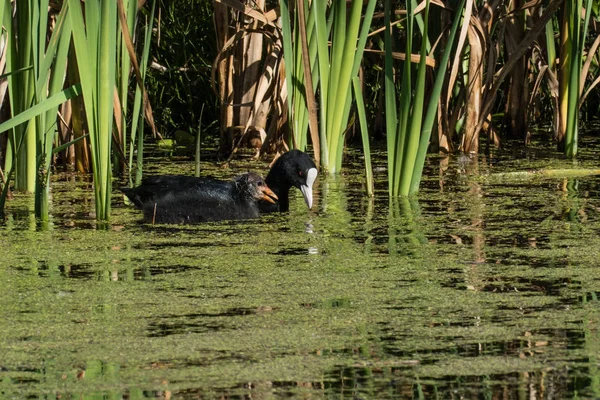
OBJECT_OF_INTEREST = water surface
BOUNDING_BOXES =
[1,143,600,399]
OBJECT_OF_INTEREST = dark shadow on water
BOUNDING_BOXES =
[146,308,256,337]
[146,320,231,337]
[494,300,575,318]
[301,298,352,309]
[490,252,571,269]
[133,241,216,250]
[29,261,202,280]
[310,362,596,399]
[12,262,97,280]
[142,264,200,276]
[156,363,594,399]
[479,276,578,295]
[440,273,578,296]
[273,247,315,256]
[138,218,269,233]
[10,261,206,281]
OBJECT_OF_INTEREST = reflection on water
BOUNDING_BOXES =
[1,145,600,398]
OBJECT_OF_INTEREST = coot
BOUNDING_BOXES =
[259,149,318,213]
[123,150,318,218]
[123,172,277,224]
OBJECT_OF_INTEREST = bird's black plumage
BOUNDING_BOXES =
[123,172,276,224]
[122,150,318,223]
[259,149,318,213]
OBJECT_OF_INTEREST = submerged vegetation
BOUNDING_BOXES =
[2,146,600,398]
[1,1,600,397]
[0,0,599,218]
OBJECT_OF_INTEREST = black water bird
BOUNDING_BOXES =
[259,149,318,213]
[123,172,277,224]
[122,150,318,222]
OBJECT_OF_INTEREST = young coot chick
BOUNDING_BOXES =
[124,172,277,224]
[259,149,318,213]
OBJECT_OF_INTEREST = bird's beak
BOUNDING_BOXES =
[261,185,278,204]
[300,167,318,209]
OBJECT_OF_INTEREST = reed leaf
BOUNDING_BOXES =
[546,16,557,73]
[52,133,90,155]
[279,0,375,173]
[384,0,397,194]
[117,0,137,172]
[324,0,375,173]
[5,0,36,192]
[399,0,429,196]
[352,77,373,196]
[564,0,580,157]
[126,0,157,185]
[36,7,73,219]
[314,0,329,164]
[563,0,593,157]
[0,85,82,136]
[386,0,465,196]
[410,0,466,194]
[69,0,118,221]
[279,0,295,127]
[327,0,362,173]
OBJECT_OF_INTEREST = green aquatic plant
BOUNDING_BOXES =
[352,77,374,196]
[557,0,594,157]
[279,0,376,173]
[0,0,156,222]
[68,0,118,222]
[385,0,465,196]
[0,3,75,220]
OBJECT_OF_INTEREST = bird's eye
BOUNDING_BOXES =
[257,180,264,186]
[298,170,303,177]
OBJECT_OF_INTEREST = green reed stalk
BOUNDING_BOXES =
[195,104,204,178]
[564,1,579,157]
[314,0,330,166]
[279,0,322,158]
[386,0,465,196]
[0,0,4,53]
[280,0,301,148]
[324,0,347,168]
[279,0,375,173]
[69,0,118,221]
[279,0,296,134]
[352,77,373,196]
[0,2,74,219]
[410,0,465,194]
[35,5,73,220]
[545,16,557,73]
[117,0,137,174]
[127,0,157,186]
[134,114,144,187]
[396,0,414,196]
[384,0,397,195]
[324,0,376,174]
[386,0,415,196]
[4,1,36,193]
[0,85,83,214]
[563,0,592,158]
[399,0,429,196]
